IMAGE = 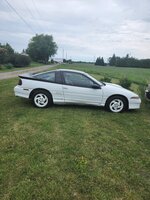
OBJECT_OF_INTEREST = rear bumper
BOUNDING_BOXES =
[14,86,31,99]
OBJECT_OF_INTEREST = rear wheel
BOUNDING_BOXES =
[32,90,52,108]
[106,96,128,113]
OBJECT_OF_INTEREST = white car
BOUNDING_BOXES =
[14,69,141,113]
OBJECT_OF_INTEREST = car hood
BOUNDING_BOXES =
[104,82,123,88]
[102,82,139,98]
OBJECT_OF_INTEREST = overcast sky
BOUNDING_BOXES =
[0,0,150,61]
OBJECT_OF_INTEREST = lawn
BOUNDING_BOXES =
[0,64,150,200]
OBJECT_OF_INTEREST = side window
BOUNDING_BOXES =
[34,72,55,82]
[63,72,94,88]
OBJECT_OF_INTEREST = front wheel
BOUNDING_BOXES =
[32,90,52,108]
[106,96,128,113]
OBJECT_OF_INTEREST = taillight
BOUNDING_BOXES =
[18,79,22,85]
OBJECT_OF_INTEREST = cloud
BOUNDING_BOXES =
[0,0,150,60]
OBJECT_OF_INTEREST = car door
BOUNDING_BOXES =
[62,71,103,106]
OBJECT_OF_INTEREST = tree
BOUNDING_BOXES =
[0,47,7,64]
[26,34,58,63]
[0,43,14,64]
[108,54,116,66]
[95,57,105,66]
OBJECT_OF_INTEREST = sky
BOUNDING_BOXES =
[0,0,150,62]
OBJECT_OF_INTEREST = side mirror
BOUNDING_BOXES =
[92,84,101,89]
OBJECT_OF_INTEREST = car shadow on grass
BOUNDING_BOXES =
[19,98,106,111]
[19,99,140,114]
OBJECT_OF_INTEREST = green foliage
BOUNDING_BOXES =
[0,43,14,64]
[0,47,7,64]
[138,84,150,104]
[0,43,32,68]
[95,57,105,66]
[119,78,132,89]
[139,59,150,68]
[63,59,72,64]
[26,34,58,63]
[4,63,13,69]
[109,54,150,68]
[100,76,111,82]
[108,54,116,66]
[11,53,31,67]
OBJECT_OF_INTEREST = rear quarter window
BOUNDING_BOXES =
[34,72,56,82]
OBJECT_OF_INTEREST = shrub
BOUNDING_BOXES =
[138,84,149,103]
[100,77,111,83]
[4,63,13,69]
[119,78,131,89]
[11,53,31,67]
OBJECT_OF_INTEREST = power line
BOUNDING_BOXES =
[31,0,44,33]
[23,0,44,33]
[32,0,41,20]
[23,0,35,20]
[4,0,35,34]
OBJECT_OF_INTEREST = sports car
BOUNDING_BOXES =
[14,69,141,113]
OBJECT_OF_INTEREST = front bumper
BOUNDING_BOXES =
[128,98,141,109]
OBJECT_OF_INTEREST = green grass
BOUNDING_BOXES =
[0,62,44,72]
[0,65,150,200]
[53,63,150,85]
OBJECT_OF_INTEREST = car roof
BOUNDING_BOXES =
[33,69,87,75]
[56,69,86,74]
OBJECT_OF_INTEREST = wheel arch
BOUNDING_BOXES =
[105,94,129,109]
[29,88,53,102]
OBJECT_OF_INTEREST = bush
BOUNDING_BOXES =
[119,78,131,89]
[4,63,13,69]
[11,53,31,67]
[100,77,111,83]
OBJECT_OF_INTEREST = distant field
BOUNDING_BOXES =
[0,64,150,200]
[53,63,150,85]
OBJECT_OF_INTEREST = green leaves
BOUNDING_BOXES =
[26,34,58,63]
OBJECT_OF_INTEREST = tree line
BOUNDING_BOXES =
[95,54,150,68]
[109,54,150,68]
[1,35,150,69]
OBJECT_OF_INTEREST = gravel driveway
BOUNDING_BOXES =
[0,64,59,80]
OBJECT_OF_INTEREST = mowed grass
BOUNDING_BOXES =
[0,65,150,200]
[53,63,150,85]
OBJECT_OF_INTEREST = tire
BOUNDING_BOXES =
[106,96,128,113]
[32,90,52,108]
